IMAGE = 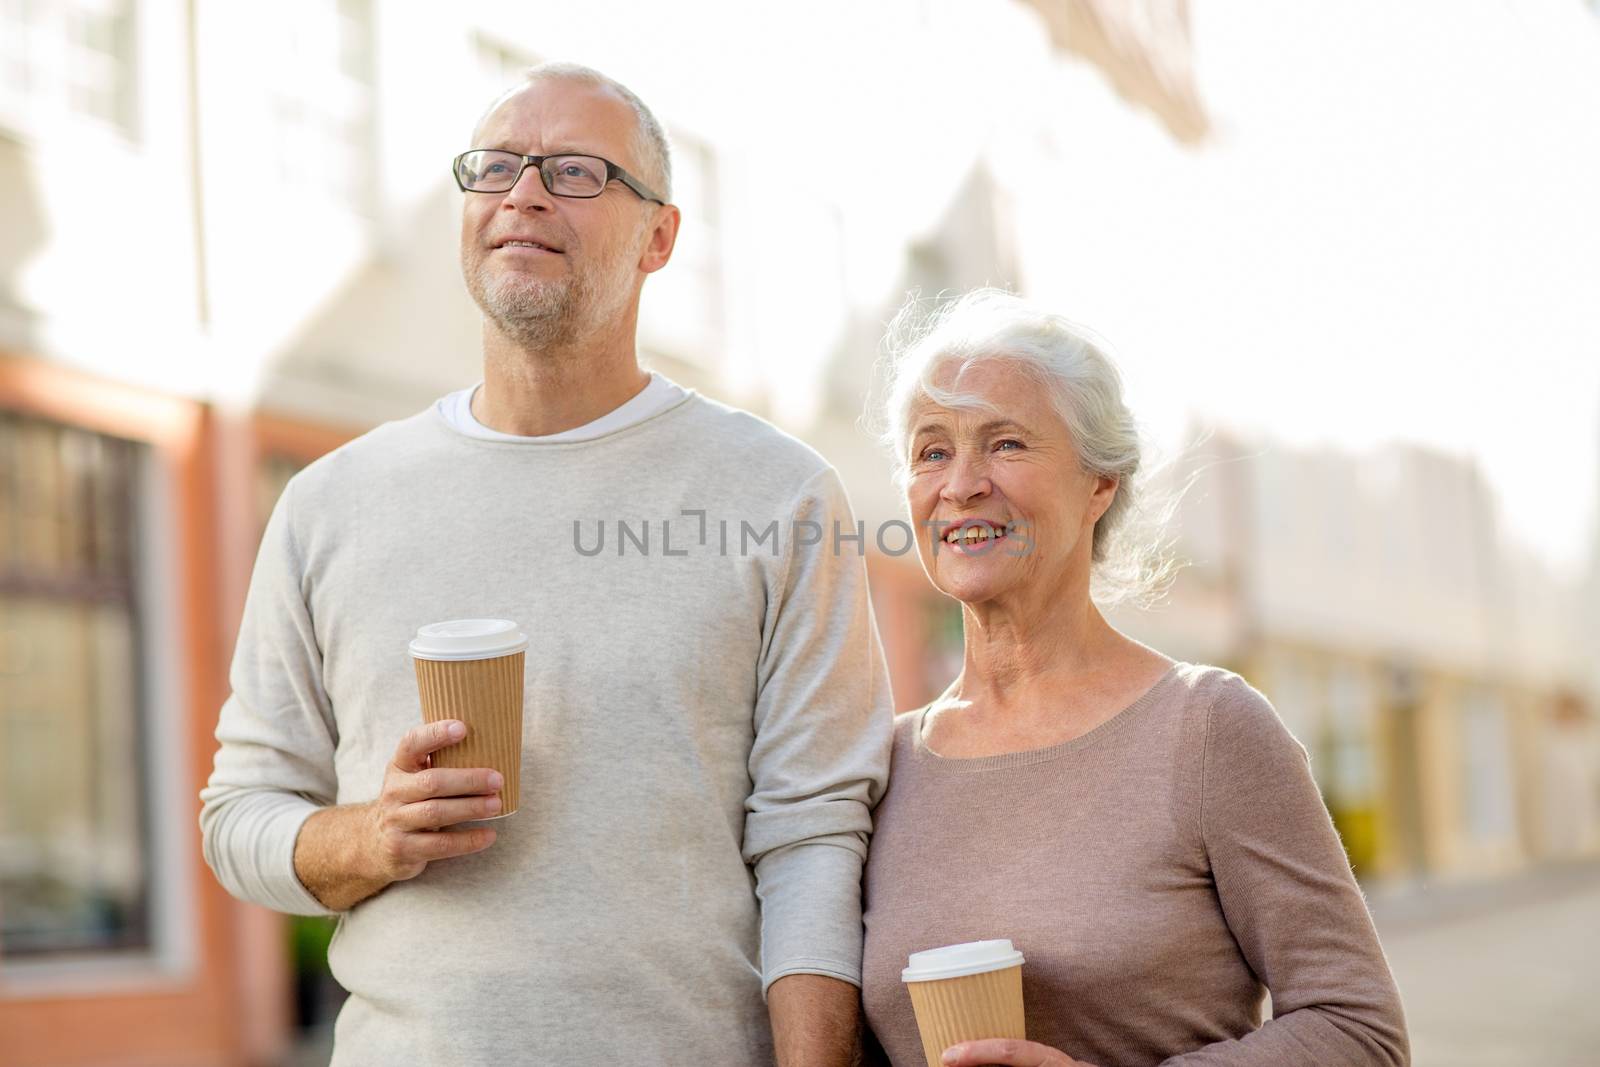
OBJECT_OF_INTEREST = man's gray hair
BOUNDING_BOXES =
[877,288,1184,609]
[474,61,673,201]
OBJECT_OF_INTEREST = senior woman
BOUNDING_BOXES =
[860,291,1408,1067]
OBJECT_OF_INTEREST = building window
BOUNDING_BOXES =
[1461,686,1516,843]
[1321,660,1380,876]
[1326,662,1376,802]
[472,30,536,102]
[0,0,138,139]
[267,0,374,207]
[255,451,304,535]
[639,132,725,367]
[0,411,152,957]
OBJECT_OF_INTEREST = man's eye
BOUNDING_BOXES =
[560,163,596,178]
[484,163,513,175]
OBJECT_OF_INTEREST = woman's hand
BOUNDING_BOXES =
[941,1039,1099,1066]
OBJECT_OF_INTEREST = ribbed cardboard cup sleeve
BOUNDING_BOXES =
[905,964,1026,1067]
[412,651,525,815]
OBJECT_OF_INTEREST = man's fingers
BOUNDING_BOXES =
[393,766,503,803]
[392,720,467,772]
[392,795,503,831]
[382,826,498,868]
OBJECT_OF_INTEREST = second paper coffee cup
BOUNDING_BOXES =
[901,939,1027,1067]
[409,618,528,817]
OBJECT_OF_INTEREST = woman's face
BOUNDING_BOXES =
[903,359,1117,609]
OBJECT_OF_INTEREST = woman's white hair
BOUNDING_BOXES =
[876,288,1183,609]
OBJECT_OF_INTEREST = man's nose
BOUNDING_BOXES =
[501,163,554,212]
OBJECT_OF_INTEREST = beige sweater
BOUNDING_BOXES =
[861,663,1408,1067]
[200,393,893,1066]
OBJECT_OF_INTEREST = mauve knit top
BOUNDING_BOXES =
[861,662,1409,1067]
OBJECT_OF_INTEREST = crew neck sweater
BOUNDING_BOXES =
[861,663,1408,1067]
[434,371,687,442]
[200,391,893,1066]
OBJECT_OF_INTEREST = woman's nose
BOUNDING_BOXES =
[939,454,992,506]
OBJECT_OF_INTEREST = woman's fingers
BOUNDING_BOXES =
[942,1038,1088,1066]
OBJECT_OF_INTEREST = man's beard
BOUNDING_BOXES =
[466,234,640,349]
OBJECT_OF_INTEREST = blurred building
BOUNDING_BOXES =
[1,2,1594,1065]
[1107,433,1600,883]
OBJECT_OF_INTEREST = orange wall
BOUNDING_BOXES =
[867,553,948,713]
[0,355,263,1067]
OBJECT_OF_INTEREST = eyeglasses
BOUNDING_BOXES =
[452,149,665,204]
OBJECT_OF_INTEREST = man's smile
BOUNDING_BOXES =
[493,237,564,254]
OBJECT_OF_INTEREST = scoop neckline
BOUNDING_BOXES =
[911,662,1184,771]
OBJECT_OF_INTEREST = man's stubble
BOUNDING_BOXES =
[465,216,649,350]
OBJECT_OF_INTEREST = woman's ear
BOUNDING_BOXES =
[1089,475,1119,524]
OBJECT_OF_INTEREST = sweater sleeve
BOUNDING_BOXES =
[1160,678,1409,1066]
[742,467,894,994]
[198,478,340,917]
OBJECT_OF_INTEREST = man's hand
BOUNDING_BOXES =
[294,719,504,910]
[768,973,860,1067]
[365,719,506,880]
[941,1040,1098,1067]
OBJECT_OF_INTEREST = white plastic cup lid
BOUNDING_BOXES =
[408,619,529,661]
[901,939,1025,983]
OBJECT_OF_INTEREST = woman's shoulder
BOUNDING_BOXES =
[1166,662,1307,765]
[890,706,929,749]
[1165,661,1272,710]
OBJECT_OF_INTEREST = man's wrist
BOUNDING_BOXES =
[294,802,392,910]
[343,801,389,883]
[768,972,860,1067]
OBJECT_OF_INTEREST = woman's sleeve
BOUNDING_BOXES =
[1159,677,1410,1066]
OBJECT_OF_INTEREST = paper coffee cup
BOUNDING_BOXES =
[901,939,1027,1067]
[410,619,528,817]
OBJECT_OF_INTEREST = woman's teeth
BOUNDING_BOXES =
[945,525,1006,546]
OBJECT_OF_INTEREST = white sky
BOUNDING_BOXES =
[1015,1,1600,574]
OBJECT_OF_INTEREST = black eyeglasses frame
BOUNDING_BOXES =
[452,149,665,205]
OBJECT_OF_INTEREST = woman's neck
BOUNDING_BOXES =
[952,595,1123,714]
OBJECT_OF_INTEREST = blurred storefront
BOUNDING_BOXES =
[0,356,353,1065]
[1089,432,1600,885]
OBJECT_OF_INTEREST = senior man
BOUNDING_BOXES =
[200,62,891,1066]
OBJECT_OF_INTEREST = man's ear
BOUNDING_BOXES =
[639,203,681,274]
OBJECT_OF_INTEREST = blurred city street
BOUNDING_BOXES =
[1372,861,1600,1067]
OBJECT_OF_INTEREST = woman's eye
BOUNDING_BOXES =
[920,447,949,462]
[996,439,1023,452]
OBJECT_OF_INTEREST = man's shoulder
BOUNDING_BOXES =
[285,408,444,498]
[674,392,835,484]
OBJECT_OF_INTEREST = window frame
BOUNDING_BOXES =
[0,353,202,997]
[0,0,142,148]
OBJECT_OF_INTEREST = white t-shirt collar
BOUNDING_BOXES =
[436,372,688,443]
